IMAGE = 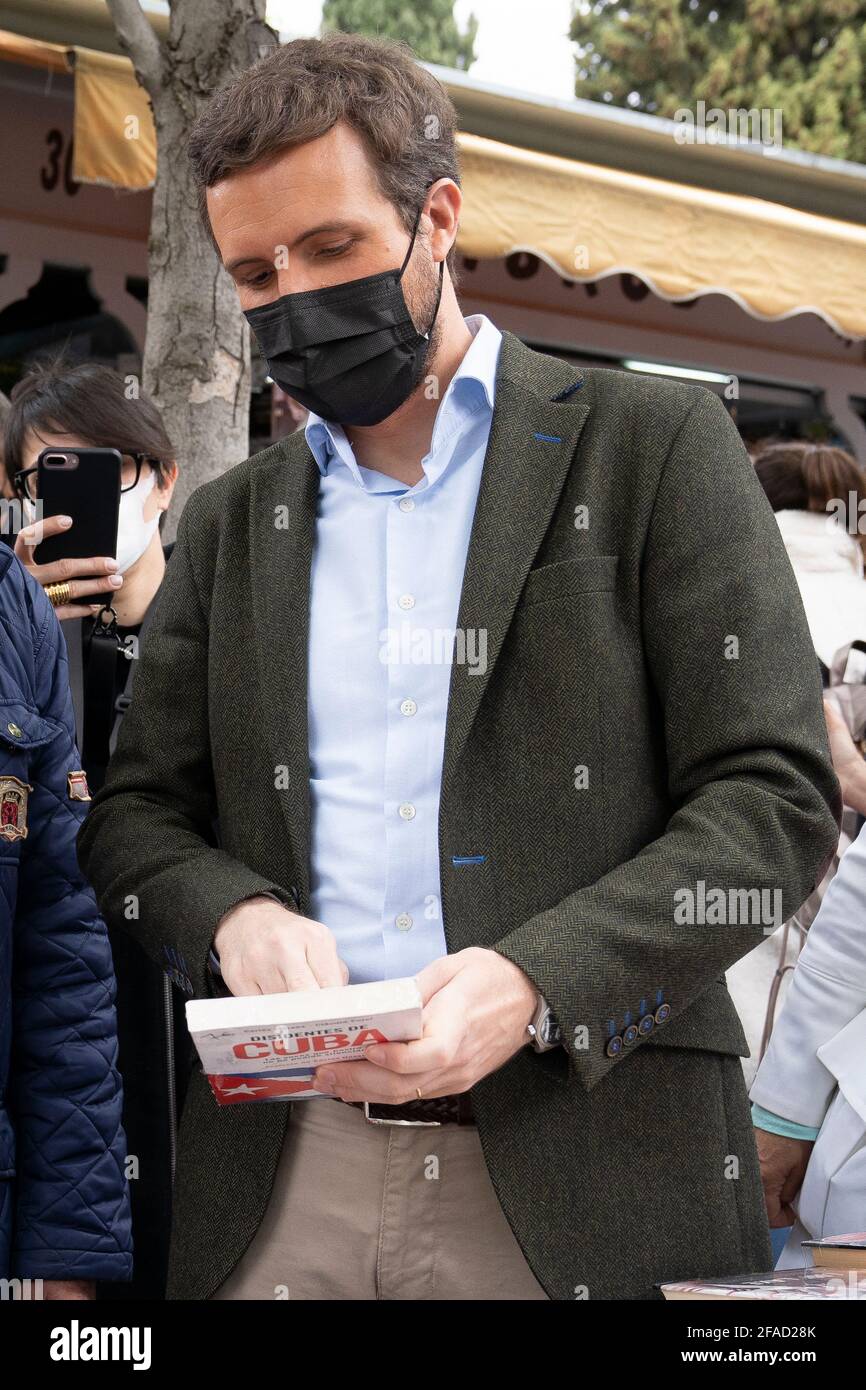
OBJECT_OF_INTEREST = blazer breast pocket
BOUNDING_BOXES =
[520,554,619,609]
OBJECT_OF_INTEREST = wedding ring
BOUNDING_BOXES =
[415,1087,423,1101]
[45,582,71,608]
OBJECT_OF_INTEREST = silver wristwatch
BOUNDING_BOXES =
[526,992,561,1052]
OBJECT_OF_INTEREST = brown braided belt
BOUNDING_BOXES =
[341,1093,475,1126]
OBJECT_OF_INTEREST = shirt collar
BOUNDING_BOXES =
[304,313,501,481]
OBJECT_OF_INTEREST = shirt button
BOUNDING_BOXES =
[398,802,416,820]
[398,497,415,512]
[395,913,413,931]
[400,698,417,716]
[398,594,415,610]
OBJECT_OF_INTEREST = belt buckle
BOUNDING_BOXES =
[361,1100,442,1128]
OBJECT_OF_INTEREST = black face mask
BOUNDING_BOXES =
[243,205,444,427]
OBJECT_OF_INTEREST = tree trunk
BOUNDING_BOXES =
[106,0,278,538]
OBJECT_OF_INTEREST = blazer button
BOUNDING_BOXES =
[638,1013,655,1036]
[605,1034,623,1058]
[654,1003,671,1025]
[622,1023,639,1046]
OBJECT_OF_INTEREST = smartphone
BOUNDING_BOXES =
[33,447,122,608]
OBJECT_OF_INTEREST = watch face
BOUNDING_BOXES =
[540,1013,561,1046]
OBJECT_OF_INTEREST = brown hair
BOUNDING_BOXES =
[187,32,462,280]
[3,356,175,486]
[753,440,866,562]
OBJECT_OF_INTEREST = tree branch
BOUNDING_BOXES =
[104,0,164,99]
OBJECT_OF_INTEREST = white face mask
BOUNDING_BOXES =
[115,469,160,573]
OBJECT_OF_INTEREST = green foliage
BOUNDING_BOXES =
[570,0,866,162]
[322,0,478,70]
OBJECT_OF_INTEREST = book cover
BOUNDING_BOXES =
[659,1267,866,1300]
[186,976,423,1105]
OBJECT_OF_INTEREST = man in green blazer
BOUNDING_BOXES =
[78,33,841,1301]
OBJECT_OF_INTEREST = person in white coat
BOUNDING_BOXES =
[750,813,866,1267]
[727,440,866,1089]
[755,441,866,670]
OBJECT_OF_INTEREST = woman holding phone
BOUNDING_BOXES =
[6,361,178,740]
[2,357,187,1303]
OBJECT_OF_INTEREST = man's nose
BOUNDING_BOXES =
[273,257,332,299]
[274,256,316,298]
[274,264,296,298]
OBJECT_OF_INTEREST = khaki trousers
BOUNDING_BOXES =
[211,1095,549,1300]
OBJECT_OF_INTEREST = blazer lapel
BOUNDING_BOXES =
[440,332,591,796]
[249,436,319,899]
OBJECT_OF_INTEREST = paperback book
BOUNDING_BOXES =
[186,976,423,1105]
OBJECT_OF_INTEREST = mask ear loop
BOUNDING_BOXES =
[398,203,425,277]
[423,258,445,339]
[399,202,446,338]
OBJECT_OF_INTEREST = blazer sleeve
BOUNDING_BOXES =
[750,821,866,1129]
[76,489,299,1001]
[9,578,132,1280]
[493,389,842,1090]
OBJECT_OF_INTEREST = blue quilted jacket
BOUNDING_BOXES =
[0,545,132,1281]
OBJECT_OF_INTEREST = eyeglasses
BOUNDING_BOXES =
[13,450,162,503]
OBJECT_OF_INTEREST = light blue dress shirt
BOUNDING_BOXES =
[303,313,502,985]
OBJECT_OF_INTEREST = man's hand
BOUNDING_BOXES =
[755,1127,814,1228]
[213,895,349,996]
[313,947,538,1101]
[823,698,866,815]
[42,1280,95,1300]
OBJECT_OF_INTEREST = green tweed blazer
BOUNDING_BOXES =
[78,331,841,1300]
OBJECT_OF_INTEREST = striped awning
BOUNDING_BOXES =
[456,132,866,339]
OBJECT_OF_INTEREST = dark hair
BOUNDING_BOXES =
[753,439,866,560]
[3,357,175,485]
[187,32,462,281]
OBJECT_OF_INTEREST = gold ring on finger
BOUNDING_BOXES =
[45,582,71,608]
